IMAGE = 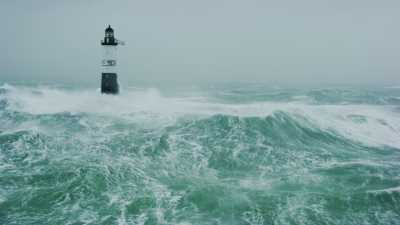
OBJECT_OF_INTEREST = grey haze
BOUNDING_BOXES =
[1,0,399,87]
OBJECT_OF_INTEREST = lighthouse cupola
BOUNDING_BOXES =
[102,25,118,46]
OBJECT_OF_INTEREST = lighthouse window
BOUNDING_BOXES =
[102,60,116,66]
[107,60,116,66]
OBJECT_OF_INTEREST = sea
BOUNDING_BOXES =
[1,83,400,225]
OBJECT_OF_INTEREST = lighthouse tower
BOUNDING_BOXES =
[101,25,121,94]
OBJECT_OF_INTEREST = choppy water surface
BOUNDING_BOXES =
[1,83,400,225]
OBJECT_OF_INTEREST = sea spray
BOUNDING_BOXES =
[0,84,400,224]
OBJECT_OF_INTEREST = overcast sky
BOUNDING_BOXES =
[1,0,399,87]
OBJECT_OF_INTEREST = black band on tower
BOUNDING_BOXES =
[101,73,119,94]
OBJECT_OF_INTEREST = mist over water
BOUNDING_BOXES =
[2,0,400,223]
[1,83,400,224]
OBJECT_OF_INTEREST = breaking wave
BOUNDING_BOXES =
[1,84,400,224]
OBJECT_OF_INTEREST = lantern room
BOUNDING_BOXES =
[102,25,118,46]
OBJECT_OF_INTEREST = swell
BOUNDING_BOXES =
[1,84,400,149]
[1,84,400,224]
[1,111,400,224]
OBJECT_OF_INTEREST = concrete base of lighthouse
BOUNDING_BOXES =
[101,73,119,94]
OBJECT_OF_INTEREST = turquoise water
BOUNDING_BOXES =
[1,83,400,225]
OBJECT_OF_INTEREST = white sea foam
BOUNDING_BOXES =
[367,186,400,194]
[1,84,400,149]
[1,84,399,225]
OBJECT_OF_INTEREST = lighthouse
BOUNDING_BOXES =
[101,25,122,94]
